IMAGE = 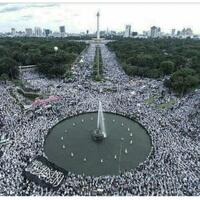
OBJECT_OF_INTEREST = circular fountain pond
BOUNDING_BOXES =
[44,112,152,176]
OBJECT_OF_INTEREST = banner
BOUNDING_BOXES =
[23,156,68,189]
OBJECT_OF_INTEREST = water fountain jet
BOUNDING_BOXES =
[91,101,106,142]
[97,101,106,138]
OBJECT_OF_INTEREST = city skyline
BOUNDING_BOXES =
[1,3,200,34]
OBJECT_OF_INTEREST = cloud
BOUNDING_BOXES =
[0,5,24,13]
[20,15,33,20]
[73,13,80,17]
[0,3,59,14]
[53,19,62,23]
[28,3,59,9]
[0,3,9,6]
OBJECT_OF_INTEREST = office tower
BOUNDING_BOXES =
[25,28,33,37]
[34,27,42,37]
[171,29,176,37]
[124,25,131,38]
[11,28,16,36]
[59,26,66,37]
[150,26,161,38]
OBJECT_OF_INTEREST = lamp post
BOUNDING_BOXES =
[54,46,60,79]
[54,46,58,56]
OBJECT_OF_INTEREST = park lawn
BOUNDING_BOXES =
[155,99,176,109]
[144,95,176,109]
[144,95,159,105]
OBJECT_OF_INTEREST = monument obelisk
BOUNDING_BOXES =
[96,11,100,40]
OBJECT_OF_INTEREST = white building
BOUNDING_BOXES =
[171,29,176,37]
[150,26,161,38]
[124,25,131,38]
[52,32,61,37]
[25,28,33,37]
[34,27,42,37]
[184,28,193,37]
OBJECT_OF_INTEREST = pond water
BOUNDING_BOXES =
[44,112,152,176]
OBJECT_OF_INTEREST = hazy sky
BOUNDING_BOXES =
[0,3,200,34]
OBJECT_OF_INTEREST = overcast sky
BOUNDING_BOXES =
[0,3,200,34]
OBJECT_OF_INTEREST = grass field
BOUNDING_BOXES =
[144,95,176,109]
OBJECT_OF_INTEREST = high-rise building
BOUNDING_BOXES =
[150,26,161,38]
[100,31,106,37]
[150,26,157,38]
[34,27,42,37]
[25,28,33,37]
[185,28,193,37]
[11,28,16,36]
[124,25,131,38]
[182,28,186,36]
[59,26,66,37]
[106,28,109,36]
[180,28,193,38]
[143,31,148,37]
[177,30,181,36]
[171,29,176,37]
[52,32,60,37]
[111,31,116,36]
[132,32,138,37]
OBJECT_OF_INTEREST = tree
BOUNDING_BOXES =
[0,57,18,79]
[123,64,138,76]
[136,54,154,67]
[12,51,26,65]
[107,38,200,93]
[160,61,175,75]
[167,68,199,96]
[0,73,9,84]
[0,37,86,81]
[27,48,42,64]
[146,68,161,78]
[127,56,137,65]
[37,53,69,78]
[184,49,200,58]
[0,47,8,57]
[65,69,72,78]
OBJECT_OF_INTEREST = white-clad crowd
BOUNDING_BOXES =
[0,43,199,196]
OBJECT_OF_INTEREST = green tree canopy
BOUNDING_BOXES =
[0,73,9,83]
[167,68,199,95]
[0,57,18,79]
[160,60,175,75]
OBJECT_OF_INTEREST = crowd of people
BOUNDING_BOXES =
[0,42,199,196]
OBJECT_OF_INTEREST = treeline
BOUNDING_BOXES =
[0,37,86,80]
[107,38,200,95]
[93,45,103,81]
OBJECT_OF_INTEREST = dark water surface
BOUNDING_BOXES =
[44,112,152,176]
